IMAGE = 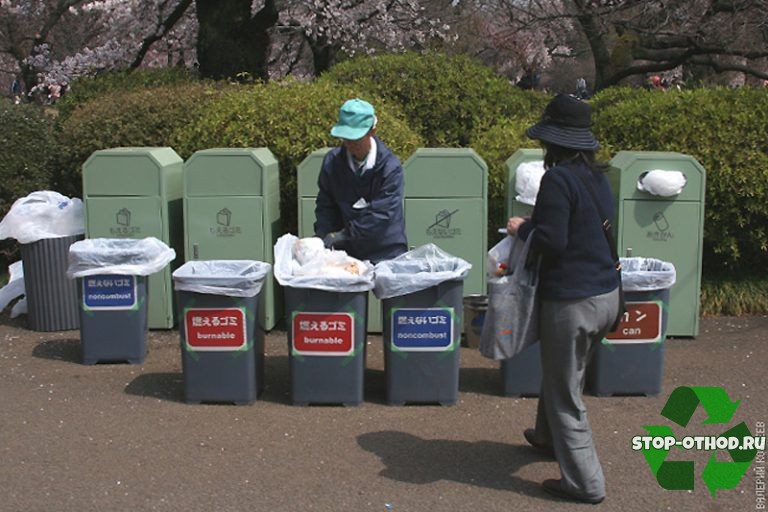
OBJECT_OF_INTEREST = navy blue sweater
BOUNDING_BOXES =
[517,160,619,301]
[314,137,408,263]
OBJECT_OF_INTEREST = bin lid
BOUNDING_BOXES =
[404,148,487,198]
[184,148,278,197]
[297,148,331,198]
[83,147,183,197]
[609,151,705,202]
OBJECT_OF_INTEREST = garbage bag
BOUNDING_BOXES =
[620,257,676,292]
[274,234,374,293]
[0,261,25,313]
[172,260,271,298]
[11,297,27,318]
[637,170,687,197]
[67,237,176,278]
[514,160,545,206]
[486,235,527,279]
[373,244,471,299]
[0,191,85,244]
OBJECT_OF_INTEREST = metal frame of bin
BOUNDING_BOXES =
[284,286,367,406]
[381,280,463,406]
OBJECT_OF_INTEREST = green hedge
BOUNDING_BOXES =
[593,87,768,272]
[56,83,219,198]
[321,53,548,147]
[57,68,198,122]
[0,104,57,268]
[171,79,424,234]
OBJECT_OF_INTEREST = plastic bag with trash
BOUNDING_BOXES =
[637,170,687,197]
[273,234,374,293]
[515,161,546,206]
[67,237,176,278]
[620,257,676,292]
[172,260,272,298]
[0,261,26,318]
[373,244,471,300]
[0,191,85,244]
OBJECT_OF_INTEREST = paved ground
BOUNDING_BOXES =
[0,313,765,512]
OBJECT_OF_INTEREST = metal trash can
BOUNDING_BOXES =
[462,294,487,348]
[22,235,82,331]
[501,342,541,397]
[587,257,676,396]
[67,237,175,365]
[173,260,271,405]
[285,287,367,406]
[375,244,471,406]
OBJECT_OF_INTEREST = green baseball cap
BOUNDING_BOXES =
[330,99,375,140]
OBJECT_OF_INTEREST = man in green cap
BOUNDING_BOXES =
[314,98,408,263]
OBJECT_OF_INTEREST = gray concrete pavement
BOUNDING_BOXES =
[0,314,765,512]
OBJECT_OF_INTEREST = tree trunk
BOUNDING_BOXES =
[195,0,277,81]
[309,38,337,76]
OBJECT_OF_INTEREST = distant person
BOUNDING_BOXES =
[575,77,588,99]
[314,98,408,263]
[506,94,620,504]
[11,78,22,104]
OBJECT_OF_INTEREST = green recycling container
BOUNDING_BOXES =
[82,147,183,329]
[183,148,282,331]
[505,148,544,219]
[403,148,487,298]
[297,148,383,333]
[607,151,705,337]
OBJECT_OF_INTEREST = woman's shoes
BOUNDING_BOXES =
[542,479,605,504]
[523,428,555,457]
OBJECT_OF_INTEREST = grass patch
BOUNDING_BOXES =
[701,273,768,316]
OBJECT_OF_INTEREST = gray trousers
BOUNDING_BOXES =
[533,287,619,499]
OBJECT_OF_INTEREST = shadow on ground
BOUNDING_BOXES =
[358,430,554,498]
[32,338,81,364]
[124,372,185,403]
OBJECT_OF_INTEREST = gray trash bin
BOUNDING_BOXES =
[374,245,471,406]
[501,342,542,397]
[173,260,271,405]
[67,237,175,365]
[587,257,676,396]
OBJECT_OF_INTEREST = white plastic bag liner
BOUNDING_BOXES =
[11,297,27,318]
[514,161,546,206]
[637,170,687,197]
[274,234,374,293]
[373,244,471,299]
[67,237,176,277]
[0,191,85,244]
[172,260,271,298]
[0,261,25,312]
[620,257,676,292]
[486,236,527,278]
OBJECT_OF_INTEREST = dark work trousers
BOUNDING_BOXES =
[532,287,619,500]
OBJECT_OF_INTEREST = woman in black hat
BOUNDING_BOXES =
[506,94,620,504]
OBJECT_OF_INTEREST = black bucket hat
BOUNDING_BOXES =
[526,94,600,151]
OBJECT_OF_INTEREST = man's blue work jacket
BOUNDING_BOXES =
[314,137,408,263]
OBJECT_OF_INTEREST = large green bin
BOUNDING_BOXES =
[296,148,384,333]
[82,147,183,329]
[505,148,544,219]
[607,151,705,337]
[403,149,487,298]
[183,148,282,331]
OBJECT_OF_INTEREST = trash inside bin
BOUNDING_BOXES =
[588,257,676,396]
[173,260,271,405]
[374,244,470,405]
[275,234,373,406]
[67,237,175,365]
[0,191,86,331]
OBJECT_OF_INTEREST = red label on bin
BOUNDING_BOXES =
[605,301,662,344]
[292,312,354,356]
[185,307,247,351]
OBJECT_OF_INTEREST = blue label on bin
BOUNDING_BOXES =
[391,308,454,352]
[83,275,137,311]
